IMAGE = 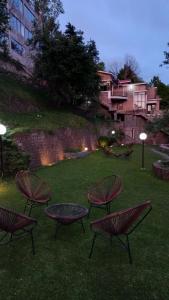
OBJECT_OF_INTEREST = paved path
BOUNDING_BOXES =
[151,148,169,160]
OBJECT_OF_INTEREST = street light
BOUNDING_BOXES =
[139,132,147,170]
[0,124,7,178]
[111,130,115,135]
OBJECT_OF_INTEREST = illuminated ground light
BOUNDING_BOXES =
[0,182,8,193]
[84,147,88,152]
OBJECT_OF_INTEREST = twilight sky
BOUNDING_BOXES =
[59,0,169,84]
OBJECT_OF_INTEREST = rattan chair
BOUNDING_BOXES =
[87,175,122,217]
[15,170,51,216]
[89,201,152,263]
[0,206,37,254]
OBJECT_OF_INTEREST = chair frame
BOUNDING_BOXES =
[0,207,37,254]
[89,201,152,264]
[15,170,51,216]
[87,175,123,217]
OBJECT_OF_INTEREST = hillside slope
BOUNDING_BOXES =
[0,72,90,133]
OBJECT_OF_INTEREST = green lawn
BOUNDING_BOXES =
[0,146,168,300]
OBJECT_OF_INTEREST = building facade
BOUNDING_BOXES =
[98,71,163,142]
[7,0,37,73]
[98,71,161,119]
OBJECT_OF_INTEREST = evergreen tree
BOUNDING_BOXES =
[33,22,100,107]
[150,76,169,109]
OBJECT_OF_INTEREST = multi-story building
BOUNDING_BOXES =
[98,71,164,142]
[7,0,37,73]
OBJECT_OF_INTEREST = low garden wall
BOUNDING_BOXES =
[14,127,97,168]
[152,160,169,180]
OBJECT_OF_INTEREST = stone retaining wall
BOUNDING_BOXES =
[14,127,97,168]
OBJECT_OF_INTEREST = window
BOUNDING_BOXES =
[134,92,146,109]
[12,0,23,14]
[11,39,24,56]
[10,15,21,35]
[24,5,35,23]
[10,15,32,41]
[25,27,32,40]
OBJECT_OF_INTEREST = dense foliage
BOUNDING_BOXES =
[0,0,9,55]
[32,21,100,107]
[31,0,100,107]
[150,76,169,109]
[110,56,142,83]
[146,111,169,134]
[2,135,30,177]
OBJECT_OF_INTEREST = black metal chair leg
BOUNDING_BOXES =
[88,204,92,219]
[89,233,97,259]
[126,235,132,264]
[24,200,28,214]
[29,204,33,217]
[80,219,85,233]
[30,230,35,255]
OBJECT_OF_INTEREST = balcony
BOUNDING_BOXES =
[111,88,128,100]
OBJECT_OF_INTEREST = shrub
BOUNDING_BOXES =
[98,136,110,148]
[104,145,133,158]
[2,135,30,177]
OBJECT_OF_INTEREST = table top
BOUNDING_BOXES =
[45,203,89,223]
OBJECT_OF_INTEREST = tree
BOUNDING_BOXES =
[32,22,100,107]
[109,61,121,79]
[109,55,142,83]
[0,0,9,55]
[118,55,142,83]
[161,42,169,66]
[146,111,169,134]
[97,61,105,71]
[150,76,169,109]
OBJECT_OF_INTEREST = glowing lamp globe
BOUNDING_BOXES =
[0,124,6,136]
[139,133,147,141]
[111,130,115,135]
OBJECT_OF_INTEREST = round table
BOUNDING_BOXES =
[45,203,89,237]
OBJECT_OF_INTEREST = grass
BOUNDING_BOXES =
[0,146,168,299]
[0,72,48,109]
[0,111,90,133]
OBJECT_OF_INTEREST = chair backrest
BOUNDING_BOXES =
[88,175,122,205]
[91,201,152,235]
[15,170,51,201]
[0,207,17,232]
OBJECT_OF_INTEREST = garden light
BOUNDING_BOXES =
[139,132,147,170]
[0,124,7,178]
[0,124,7,136]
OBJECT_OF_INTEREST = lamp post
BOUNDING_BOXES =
[139,132,147,170]
[111,130,115,135]
[0,124,7,178]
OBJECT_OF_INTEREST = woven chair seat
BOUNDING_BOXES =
[89,201,152,263]
[0,206,37,254]
[15,170,51,215]
[87,175,122,216]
